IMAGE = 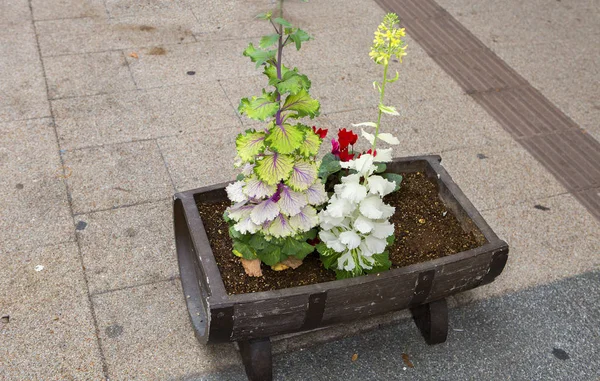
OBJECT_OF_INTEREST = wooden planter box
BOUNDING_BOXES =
[173,155,508,380]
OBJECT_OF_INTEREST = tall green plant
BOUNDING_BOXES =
[224,1,327,275]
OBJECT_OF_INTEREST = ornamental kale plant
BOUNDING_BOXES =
[316,13,407,279]
[224,2,327,276]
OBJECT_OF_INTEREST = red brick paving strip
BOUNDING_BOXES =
[374,0,600,220]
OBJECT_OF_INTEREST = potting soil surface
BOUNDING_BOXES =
[197,172,481,295]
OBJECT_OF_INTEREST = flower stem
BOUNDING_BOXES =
[372,61,389,152]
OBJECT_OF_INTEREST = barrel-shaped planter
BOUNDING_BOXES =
[173,155,508,380]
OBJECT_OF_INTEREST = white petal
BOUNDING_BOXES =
[268,214,295,238]
[361,129,375,145]
[227,203,253,221]
[371,220,395,239]
[374,148,393,162]
[306,181,328,205]
[377,133,400,145]
[250,198,280,224]
[354,154,376,177]
[226,181,247,203]
[243,178,277,199]
[318,210,345,230]
[278,185,308,216]
[357,252,374,269]
[339,230,361,249]
[359,196,395,219]
[341,173,361,184]
[327,195,355,218]
[337,250,356,271]
[336,180,367,204]
[340,160,355,170]
[367,175,396,197]
[353,215,375,234]
[319,230,345,252]
[289,205,319,232]
[365,234,387,254]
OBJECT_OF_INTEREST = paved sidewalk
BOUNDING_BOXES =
[1,0,598,380]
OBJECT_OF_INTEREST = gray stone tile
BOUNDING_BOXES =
[0,243,104,379]
[77,200,178,294]
[125,39,256,89]
[440,140,567,211]
[35,14,197,56]
[52,82,240,150]
[104,0,191,18]
[92,280,240,380]
[45,51,136,99]
[465,193,600,302]
[189,0,277,42]
[0,22,50,122]
[0,0,30,25]
[0,118,74,253]
[31,0,106,21]
[157,128,242,191]
[283,0,386,31]
[62,140,174,214]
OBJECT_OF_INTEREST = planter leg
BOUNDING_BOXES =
[410,298,448,345]
[238,337,272,381]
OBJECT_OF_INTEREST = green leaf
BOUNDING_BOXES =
[265,123,305,154]
[272,17,292,27]
[382,173,403,192]
[243,43,276,67]
[276,71,311,95]
[316,242,341,269]
[255,153,294,185]
[281,238,314,259]
[282,89,320,119]
[387,71,400,83]
[236,173,246,181]
[233,240,257,260]
[297,126,321,157]
[238,91,279,121]
[235,130,266,161]
[256,244,281,265]
[318,153,342,181]
[256,11,272,20]
[365,252,392,274]
[288,28,311,50]
[378,103,399,116]
[286,160,318,191]
[249,234,269,251]
[259,33,280,49]
[374,163,386,173]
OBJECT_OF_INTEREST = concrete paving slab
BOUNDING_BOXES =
[459,193,600,302]
[452,4,599,48]
[77,200,177,295]
[0,21,50,122]
[189,0,278,42]
[92,279,240,380]
[62,140,173,214]
[0,118,74,253]
[44,51,136,99]
[0,0,30,25]
[157,127,242,191]
[284,0,385,31]
[440,140,567,211]
[104,0,191,18]
[52,82,240,150]
[31,0,106,21]
[125,39,256,89]
[35,14,197,56]
[0,242,104,380]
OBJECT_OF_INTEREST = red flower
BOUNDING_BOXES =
[331,139,340,155]
[307,237,321,246]
[366,149,377,157]
[312,126,328,139]
[338,149,355,162]
[338,128,358,148]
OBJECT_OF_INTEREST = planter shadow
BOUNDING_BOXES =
[173,155,508,381]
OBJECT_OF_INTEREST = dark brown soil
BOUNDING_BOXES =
[197,172,482,295]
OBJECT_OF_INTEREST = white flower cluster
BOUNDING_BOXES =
[318,153,397,272]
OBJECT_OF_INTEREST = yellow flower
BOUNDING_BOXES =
[370,13,407,65]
